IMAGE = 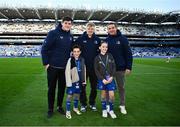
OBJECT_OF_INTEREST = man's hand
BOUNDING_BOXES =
[45,64,49,71]
[125,69,131,76]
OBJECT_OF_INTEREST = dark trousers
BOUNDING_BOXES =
[80,69,97,106]
[115,71,125,106]
[47,66,66,111]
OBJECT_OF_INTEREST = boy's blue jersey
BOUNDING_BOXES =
[66,59,82,95]
[97,80,116,91]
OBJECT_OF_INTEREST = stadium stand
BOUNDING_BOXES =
[0,45,179,58]
[0,22,179,36]
[0,45,41,57]
[0,7,179,58]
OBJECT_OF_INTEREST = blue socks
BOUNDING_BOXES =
[109,100,114,111]
[66,99,79,111]
[66,100,71,111]
[101,100,106,110]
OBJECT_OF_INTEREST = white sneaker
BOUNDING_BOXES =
[119,105,127,114]
[73,108,81,115]
[66,111,72,119]
[109,110,117,119]
[106,105,110,113]
[102,110,108,118]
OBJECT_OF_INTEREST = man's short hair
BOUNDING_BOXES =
[107,22,118,28]
[62,17,73,22]
[86,22,95,28]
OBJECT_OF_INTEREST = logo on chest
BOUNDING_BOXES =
[70,37,72,41]
[116,41,121,45]
[83,40,87,43]
[59,36,63,39]
[94,41,98,44]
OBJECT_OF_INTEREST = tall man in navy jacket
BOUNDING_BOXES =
[75,22,101,112]
[41,17,73,118]
[105,23,133,115]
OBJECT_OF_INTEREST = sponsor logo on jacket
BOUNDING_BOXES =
[70,37,72,41]
[116,40,121,44]
[83,40,87,43]
[94,40,98,44]
[60,36,63,39]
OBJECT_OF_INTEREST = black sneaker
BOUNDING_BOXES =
[80,105,87,112]
[57,107,65,115]
[89,105,97,111]
[47,111,53,118]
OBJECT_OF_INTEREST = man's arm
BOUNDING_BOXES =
[123,37,133,69]
[41,31,56,68]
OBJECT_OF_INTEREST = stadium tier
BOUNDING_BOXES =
[0,7,179,23]
[0,45,180,58]
[0,22,179,36]
[0,7,179,57]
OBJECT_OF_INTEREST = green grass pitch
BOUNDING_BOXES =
[0,58,180,126]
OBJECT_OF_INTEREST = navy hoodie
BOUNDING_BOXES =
[75,32,101,70]
[41,23,74,68]
[105,30,133,71]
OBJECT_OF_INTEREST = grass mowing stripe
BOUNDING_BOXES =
[134,63,180,72]
[0,72,47,125]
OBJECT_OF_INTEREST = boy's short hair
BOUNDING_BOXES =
[86,22,95,28]
[62,16,73,22]
[72,44,81,51]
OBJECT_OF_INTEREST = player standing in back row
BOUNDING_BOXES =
[75,22,101,112]
[105,22,133,115]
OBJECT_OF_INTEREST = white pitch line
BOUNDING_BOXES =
[132,72,180,75]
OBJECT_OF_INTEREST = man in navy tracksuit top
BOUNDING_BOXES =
[75,22,101,112]
[105,22,133,115]
[41,17,73,118]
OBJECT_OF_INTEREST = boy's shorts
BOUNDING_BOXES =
[66,82,81,95]
[97,80,116,91]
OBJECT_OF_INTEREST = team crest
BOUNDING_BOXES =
[116,41,121,44]
[94,41,98,44]
[70,37,72,41]
[83,40,87,43]
[60,36,63,39]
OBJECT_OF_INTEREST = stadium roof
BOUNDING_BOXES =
[0,7,179,24]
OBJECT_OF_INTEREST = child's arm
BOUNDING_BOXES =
[94,56,108,84]
[94,56,104,81]
[65,58,72,87]
[107,54,116,84]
